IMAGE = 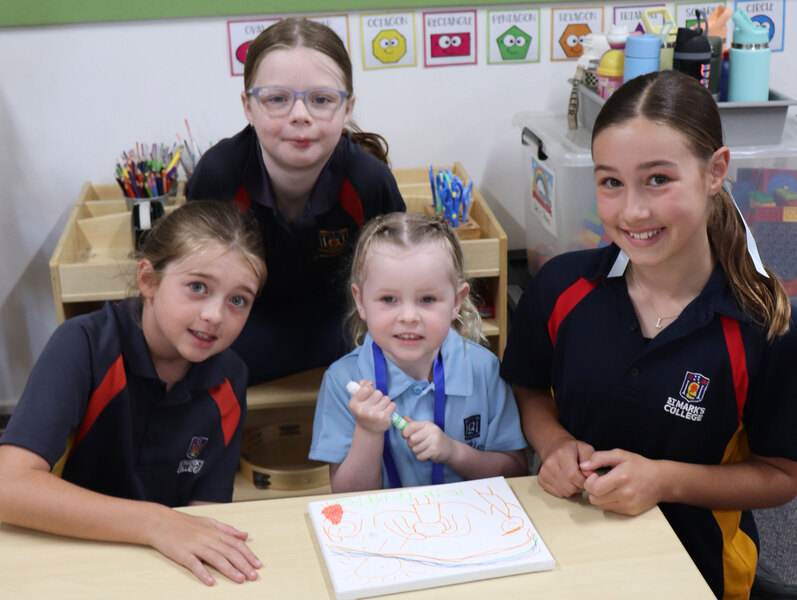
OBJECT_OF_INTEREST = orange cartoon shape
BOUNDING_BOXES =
[559,23,591,58]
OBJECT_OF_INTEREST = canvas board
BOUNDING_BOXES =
[308,476,555,599]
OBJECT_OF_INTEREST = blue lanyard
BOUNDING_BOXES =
[372,342,446,488]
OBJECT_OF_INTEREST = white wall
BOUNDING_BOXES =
[2,4,797,408]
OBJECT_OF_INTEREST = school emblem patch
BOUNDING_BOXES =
[318,228,350,257]
[679,371,710,403]
[186,436,208,459]
[463,415,481,440]
[177,436,208,475]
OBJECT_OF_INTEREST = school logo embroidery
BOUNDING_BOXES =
[679,372,710,402]
[318,228,350,257]
[186,436,208,459]
[177,436,208,474]
[463,415,481,441]
[663,371,710,423]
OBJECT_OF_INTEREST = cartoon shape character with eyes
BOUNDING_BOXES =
[373,29,407,63]
[497,25,532,60]
[751,14,775,43]
[559,23,591,58]
[430,32,471,57]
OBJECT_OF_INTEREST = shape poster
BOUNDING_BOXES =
[613,4,666,33]
[361,12,417,70]
[735,0,785,52]
[674,2,727,28]
[551,6,604,61]
[227,18,280,76]
[487,9,541,65]
[422,10,477,67]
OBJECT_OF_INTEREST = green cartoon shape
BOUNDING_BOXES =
[497,26,531,60]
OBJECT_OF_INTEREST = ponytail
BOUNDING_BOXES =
[347,122,390,166]
[708,189,790,339]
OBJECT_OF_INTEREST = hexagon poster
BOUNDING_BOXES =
[308,476,554,599]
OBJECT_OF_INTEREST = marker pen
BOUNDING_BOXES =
[346,380,408,431]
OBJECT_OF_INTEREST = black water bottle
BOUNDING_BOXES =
[672,10,711,88]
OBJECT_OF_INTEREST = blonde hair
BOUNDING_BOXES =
[243,17,390,165]
[347,212,484,347]
[136,200,267,292]
[592,71,790,339]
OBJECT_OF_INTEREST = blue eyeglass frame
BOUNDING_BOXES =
[246,86,350,115]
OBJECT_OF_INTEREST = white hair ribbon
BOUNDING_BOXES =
[724,181,769,278]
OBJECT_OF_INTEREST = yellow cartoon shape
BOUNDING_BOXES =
[373,29,407,63]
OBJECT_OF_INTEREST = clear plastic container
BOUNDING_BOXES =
[512,112,603,274]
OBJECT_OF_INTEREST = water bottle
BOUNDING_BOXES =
[597,49,624,100]
[623,34,661,83]
[672,10,711,88]
[728,9,770,102]
[707,36,723,99]
[641,6,676,70]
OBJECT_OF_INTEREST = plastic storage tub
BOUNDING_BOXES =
[513,111,604,275]
[578,84,796,146]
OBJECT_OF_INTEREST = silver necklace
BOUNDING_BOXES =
[629,267,681,329]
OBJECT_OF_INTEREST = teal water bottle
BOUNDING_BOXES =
[728,9,770,102]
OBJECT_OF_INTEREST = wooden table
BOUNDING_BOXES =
[0,476,713,599]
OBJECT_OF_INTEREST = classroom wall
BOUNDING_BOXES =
[1,3,796,409]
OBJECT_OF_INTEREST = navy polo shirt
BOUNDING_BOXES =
[186,126,405,384]
[1,299,247,507]
[502,244,797,600]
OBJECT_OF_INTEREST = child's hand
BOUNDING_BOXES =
[348,380,395,435]
[580,449,662,516]
[147,508,262,586]
[401,418,456,463]
[537,438,595,498]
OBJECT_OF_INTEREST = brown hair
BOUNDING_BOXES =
[346,212,484,347]
[137,200,267,292]
[592,70,790,339]
[244,17,390,165]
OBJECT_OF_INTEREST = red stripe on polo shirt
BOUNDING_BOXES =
[209,378,241,447]
[338,179,364,227]
[720,315,748,425]
[548,277,601,346]
[72,354,127,452]
[232,185,252,213]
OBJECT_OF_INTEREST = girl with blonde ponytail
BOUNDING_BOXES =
[502,70,797,600]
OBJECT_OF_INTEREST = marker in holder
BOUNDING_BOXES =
[346,380,408,431]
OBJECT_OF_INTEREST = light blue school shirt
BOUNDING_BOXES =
[309,329,527,488]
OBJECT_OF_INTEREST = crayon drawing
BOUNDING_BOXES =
[308,477,554,600]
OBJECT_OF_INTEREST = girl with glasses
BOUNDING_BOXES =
[187,18,405,385]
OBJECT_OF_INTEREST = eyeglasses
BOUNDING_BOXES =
[246,86,349,120]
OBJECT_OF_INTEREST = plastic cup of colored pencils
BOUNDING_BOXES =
[115,142,182,210]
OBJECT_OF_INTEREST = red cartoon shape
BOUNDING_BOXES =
[430,33,470,57]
